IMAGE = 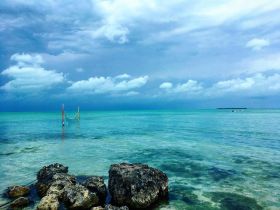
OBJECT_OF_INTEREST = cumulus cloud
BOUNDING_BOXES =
[160,80,203,95]
[159,82,173,89]
[160,74,280,98]
[68,74,148,95]
[1,53,64,93]
[246,38,270,50]
[208,73,280,96]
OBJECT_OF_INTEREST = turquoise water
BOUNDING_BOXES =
[0,110,279,209]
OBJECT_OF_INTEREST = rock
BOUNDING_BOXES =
[36,164,75,197]
[82,176,107,203]
[91,207,105,210]
[6,185,30,198]
[37,163,68,183]
[63,184,99,209]
[37,194,59,210]
[36,182,50,197]
[46,173,76,198]
[105,204,129,210]
[108,163,168,209]
[91,205,129,210]
[10,197,31,209]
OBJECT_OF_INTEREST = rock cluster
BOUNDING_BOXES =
[3,163,168,210]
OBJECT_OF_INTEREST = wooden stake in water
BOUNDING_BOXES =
[62,104,65,127]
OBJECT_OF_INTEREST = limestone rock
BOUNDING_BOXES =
[37,194,59,210]
[82,176,107,203]
[10,197,31,209]
[63,184,99,209]
[108,163,168,209]
[6,185,30,198]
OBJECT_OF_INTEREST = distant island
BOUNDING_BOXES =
[217,108,247,109]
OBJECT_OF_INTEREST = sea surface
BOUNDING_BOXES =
[0,110,279,209]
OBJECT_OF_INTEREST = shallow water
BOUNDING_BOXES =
[0,110,279,209]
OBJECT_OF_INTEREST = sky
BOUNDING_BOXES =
[1,0,280,111]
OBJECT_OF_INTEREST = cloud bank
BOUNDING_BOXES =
[1,53,64,93]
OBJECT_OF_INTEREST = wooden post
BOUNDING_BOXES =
[62,104,65,126]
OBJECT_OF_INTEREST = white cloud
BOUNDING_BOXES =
[173,80,203,93]
[115,73,131,79]
[1,53,64,93]
[159,82,173,89]
[160,74,280,98]
[68,74,148,94]
[160,80,203,95]
[208,73,280,96]
[11,53,44,66]
[246,38,270,50]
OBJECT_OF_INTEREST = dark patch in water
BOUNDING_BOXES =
[209,192,263,210]
[121,148,202,164]
[169,185,218,210]
[208,167,236,181]
[0,152,15,156]
[20,146,40,153]
[160,160,207,179]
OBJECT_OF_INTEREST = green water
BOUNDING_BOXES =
[0,110,279,209]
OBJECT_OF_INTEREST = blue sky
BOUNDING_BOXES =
[1,0,280,110]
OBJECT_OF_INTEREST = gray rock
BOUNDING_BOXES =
[105,204,129,210]
[109,163,168,209]
[91,205,129,210]
[10,197,31,209]
[91,207,105,210]
[63,184,99,209]
[36,165,75,197]
[37,194,59,210]
[6,185,30,198]
[82,176,107,203]
[37,163,68,183]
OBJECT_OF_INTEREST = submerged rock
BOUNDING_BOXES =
[108,163,168,209]
[6,185,30,198]
[82,176,107,204]
[37,194,59,210]
[210,192,263,210]
[10,197,31,209]
[63,184,99,209]
[208,167,236,181]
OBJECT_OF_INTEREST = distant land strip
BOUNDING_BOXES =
[217,108,247,109]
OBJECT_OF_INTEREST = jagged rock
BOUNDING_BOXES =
[109,163,168,209]
[35,163,75,197]
[105,204,129,210]
[10,197,31,209]
[91,205,129,210]
[6,185,30,198]
[36,182,50,197]
[37,163,68,183]
[91,207,104,210]
[82,176,107,203]
[46,173,76,198]
[37,194,59,210]
[63,184,99,209]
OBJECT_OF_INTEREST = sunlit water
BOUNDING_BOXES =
[0,110,279,209]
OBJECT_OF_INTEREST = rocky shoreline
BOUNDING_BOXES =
[4,163,168,210]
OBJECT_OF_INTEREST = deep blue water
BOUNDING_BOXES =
[0,110,279,209]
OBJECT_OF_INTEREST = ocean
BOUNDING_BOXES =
[0,110,279,209]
